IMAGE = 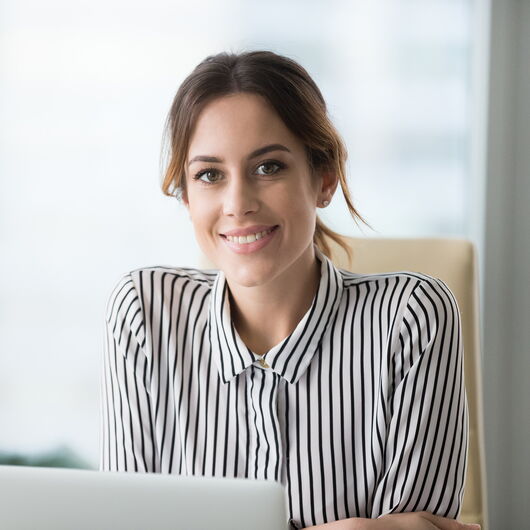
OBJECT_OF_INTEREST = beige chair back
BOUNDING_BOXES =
[327,236,488,529]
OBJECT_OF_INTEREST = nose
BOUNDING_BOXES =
[222,172,260,217]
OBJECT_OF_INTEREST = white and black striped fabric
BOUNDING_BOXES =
[100,245,468,529]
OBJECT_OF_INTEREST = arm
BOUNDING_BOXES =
[100,273,157,472]
[304,512,480,530]
[304,277,471,530]
[371,277,468,518]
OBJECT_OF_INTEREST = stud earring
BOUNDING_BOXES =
[322,200,330,207]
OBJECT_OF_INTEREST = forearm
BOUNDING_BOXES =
[303,512,480,530]
[304,517,376,530]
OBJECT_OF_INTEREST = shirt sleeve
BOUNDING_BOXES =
[99,272,157,472]
[370,276,469,519]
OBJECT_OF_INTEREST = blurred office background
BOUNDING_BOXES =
[0,0,528,527]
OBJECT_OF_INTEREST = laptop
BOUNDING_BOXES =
[0,465,289,530]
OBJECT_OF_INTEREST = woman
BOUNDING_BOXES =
[101,50,478,530]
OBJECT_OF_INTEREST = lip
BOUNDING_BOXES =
[221,226,279,255]
[220,224,278,237]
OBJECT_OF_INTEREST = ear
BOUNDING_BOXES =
[317,169,339,203]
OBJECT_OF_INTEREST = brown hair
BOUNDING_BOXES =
[161,50,373,266]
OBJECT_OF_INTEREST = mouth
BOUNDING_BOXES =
[220,225,279,244]
[220,225,279,254]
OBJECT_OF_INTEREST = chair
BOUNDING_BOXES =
[199,235,488,528]
[326,236,488,529]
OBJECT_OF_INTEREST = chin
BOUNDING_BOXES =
[225,261,278,288]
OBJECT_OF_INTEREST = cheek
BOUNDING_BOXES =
[187,201,211,234]
[283,184,318,220]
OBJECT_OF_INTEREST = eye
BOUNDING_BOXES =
[192,160,286,184]
[193,168,222,184]
[255,160,285,176]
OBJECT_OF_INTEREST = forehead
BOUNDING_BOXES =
[187,93,304,158]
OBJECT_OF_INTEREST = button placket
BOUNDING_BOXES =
[246,366,283,482]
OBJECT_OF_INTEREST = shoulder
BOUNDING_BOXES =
[127,264,218,289]
[338,268,449,293]
[105,265,218,321]
[337,268,459,318]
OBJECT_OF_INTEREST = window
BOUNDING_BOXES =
[0,0,474,467]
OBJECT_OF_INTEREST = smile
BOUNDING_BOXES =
[225,226,276,244]
[221,226,279,254]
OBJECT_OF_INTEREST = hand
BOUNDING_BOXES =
[375,512,480,530]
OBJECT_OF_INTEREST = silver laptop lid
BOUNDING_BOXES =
[0,465,289,530]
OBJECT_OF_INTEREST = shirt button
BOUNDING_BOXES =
[258,357,270,369]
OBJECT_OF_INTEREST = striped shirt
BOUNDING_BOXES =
[100,245,468,529]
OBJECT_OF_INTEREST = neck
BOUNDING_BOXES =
[226,245,322,356]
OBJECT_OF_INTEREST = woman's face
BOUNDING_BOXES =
[183,92,334,288]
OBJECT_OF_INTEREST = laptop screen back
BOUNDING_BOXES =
[0,465,289,530]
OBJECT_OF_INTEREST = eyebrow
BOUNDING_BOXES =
[187,143,291,167]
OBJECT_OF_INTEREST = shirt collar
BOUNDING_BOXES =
[208,245,344,385]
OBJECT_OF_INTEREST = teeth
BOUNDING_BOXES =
[225,227,275,244]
